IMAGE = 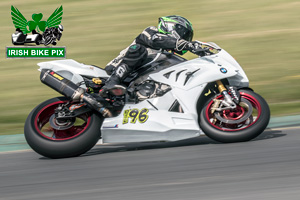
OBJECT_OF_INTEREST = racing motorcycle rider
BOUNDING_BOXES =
[100,15,206,96]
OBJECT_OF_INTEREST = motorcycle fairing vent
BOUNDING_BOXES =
[169,100,184,113]
[184,68,200,86]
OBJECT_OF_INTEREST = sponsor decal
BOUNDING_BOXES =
[130,44,137,50]
[205,89,212,96]
[103,124,119,129]
[69,103,86,111]
[50,71,64,80]
[123,108,149,124]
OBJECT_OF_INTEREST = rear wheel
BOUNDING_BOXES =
[24,97,103,158]
[200,90,270,143]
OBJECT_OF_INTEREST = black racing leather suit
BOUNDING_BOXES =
[105,26,188,75]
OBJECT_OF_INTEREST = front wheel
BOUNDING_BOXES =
[200,90,270,143]
[24,97,103,158]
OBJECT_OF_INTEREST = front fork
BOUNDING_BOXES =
[211,80,237,113]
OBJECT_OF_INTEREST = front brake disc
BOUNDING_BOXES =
[214,99,253,124]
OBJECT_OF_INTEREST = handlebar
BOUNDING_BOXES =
[195,41,222,56]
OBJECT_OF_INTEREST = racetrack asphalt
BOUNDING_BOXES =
[0,126,300,200]
[1,114,300,153]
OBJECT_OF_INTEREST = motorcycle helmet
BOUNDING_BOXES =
[58,24,64,32]
[158,15,193,54]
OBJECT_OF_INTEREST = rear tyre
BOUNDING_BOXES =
[24,97,103,158]
[200,90,270,143]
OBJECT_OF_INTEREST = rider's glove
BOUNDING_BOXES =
[186,41,207,56]
[176,39,207,56]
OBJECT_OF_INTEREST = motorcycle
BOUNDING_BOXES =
[24,41,270,158]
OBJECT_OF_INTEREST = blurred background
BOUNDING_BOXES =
[0,0,299,135]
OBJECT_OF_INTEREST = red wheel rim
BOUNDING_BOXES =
[205,92,262,131]
[34,101,91,140]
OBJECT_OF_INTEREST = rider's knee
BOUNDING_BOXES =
[123,44,148,69]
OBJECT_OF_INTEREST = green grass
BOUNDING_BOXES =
[0,0,299,135]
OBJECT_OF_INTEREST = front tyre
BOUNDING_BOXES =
[200,90,270,143]
[24,97,103,158]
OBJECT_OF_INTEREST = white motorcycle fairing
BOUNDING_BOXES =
[38,59,109,89]
[37,44,250,144]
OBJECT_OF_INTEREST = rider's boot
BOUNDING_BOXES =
[100,63,129,97]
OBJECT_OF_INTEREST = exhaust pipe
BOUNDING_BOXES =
[40,69,112,117]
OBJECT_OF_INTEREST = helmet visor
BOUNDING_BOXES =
[174,24,193,41]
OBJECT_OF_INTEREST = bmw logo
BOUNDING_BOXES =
[220,68,227,74]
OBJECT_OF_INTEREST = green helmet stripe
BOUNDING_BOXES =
[158,15,193,42]
[158,21,171,34]
[160,16,179,23]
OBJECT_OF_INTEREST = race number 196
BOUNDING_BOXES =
[123,108,149,124]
